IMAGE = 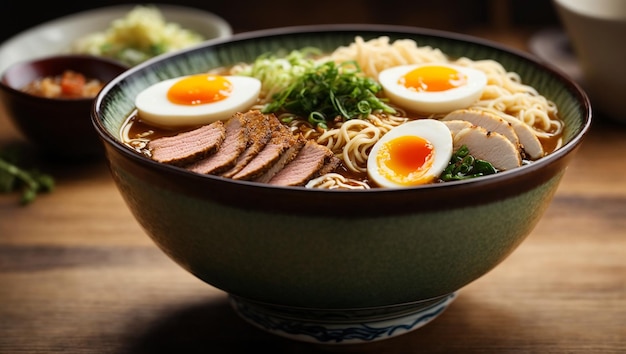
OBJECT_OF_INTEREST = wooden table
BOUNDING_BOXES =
[1,31,625,354]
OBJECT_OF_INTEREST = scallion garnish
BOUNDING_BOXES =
[440,145,497,181]
[262,60,396,127]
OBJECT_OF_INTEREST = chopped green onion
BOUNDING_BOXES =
[262,59,396,127]
[440,145,497,181]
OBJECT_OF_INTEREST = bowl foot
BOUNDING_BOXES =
[229,292,457,344]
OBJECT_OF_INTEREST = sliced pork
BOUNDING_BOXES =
[447,107,545,160]
[147,121,225,166]
[145,109,344,187]
[317,156,342,177]
[254,135,306,183]
[186,112,249,174]
[496,113,545,159]
[269,140,336,186]
[232,120,305,181]
[453,126,522,171]
[220,111,273,178]
[443,108,520,149]
[442,119,474,136]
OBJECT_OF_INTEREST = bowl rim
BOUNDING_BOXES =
[92,24,592,201]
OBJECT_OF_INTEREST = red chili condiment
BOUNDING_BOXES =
[22,70,104,99]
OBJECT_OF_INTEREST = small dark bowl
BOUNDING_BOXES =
[0,54,128,159]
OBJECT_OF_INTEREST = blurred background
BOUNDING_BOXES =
[1,0,559,45]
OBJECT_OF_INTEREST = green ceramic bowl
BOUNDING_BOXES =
[92,25,591,344]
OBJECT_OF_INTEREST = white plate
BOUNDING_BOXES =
[0,4,232,73]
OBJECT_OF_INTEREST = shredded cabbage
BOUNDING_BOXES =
[70,5,204,66]
[234,48,322,101]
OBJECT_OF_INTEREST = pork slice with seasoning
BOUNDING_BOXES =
[147,121,225,166]
[316,155,342,177]
[186,112,249,175]
[232,118,304,182]
[220,111,273,178]
[253,134,306,184]
[268,140,336,186]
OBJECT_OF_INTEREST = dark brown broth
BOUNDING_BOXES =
[124,111,197,141]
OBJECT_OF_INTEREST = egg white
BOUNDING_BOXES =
[367,119,453,188]
[378,63,487,115]
[135,75,262,128]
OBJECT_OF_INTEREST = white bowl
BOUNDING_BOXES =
[0,4,232,73]
[552,0,626,122]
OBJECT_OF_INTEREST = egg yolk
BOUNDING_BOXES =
[167,74,233,105]
[376,135,435,185]
[399,65,467,92]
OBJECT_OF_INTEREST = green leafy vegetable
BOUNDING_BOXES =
[440,145,497,181]
[0,146,54,205]
[262,60,396,129]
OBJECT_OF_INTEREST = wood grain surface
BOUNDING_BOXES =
[1,30,625,354]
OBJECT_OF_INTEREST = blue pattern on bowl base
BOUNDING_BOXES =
[230,292,457,344]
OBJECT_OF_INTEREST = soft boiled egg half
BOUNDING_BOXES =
[367,119,453,188]
[378,63,487,115]
[135,73,262,128]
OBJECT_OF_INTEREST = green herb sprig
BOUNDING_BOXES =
[262,60,396,129]
[0,147,54,205]
[440,145,497,181]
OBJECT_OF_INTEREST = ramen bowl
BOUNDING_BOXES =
[0,54,127,159]
[92,25,591,344]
